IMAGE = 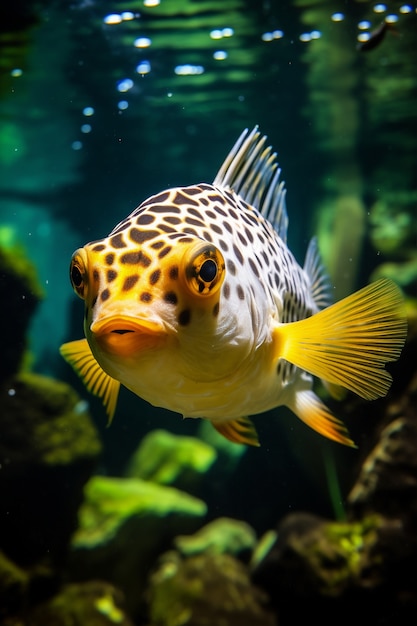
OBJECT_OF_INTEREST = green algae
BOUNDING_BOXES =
[27,581,134,626]
[174,517,256,559]
[0,371,102,467]
[126,429,217,489]
[148,551,276,626]
[73,476,207,548]
[0,244,43,380]
[296,515,385,596]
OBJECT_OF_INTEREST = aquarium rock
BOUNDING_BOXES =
[0,372,102,569]
[0,245,43,382]
[0,550,29,619]
[69,475,207,617]
[146,550,276,626]
[25,580,134,626]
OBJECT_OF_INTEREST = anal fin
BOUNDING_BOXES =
[288,390,356,447]
[60,339,120,424]
[211,416,260,447]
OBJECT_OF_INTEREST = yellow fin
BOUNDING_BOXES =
[60,339,120,424]
[211,416,260,447]
[288,390,356,447]
[273,278,407,400]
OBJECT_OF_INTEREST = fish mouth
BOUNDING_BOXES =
[90,316,166,355]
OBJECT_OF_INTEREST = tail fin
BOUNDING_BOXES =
[273,278,407,400]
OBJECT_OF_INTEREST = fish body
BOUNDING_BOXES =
[61,127,407,446]
[357,20,396,52]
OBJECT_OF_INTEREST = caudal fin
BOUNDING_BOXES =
[273,278,407,400]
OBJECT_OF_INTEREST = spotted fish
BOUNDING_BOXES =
[60,127,407,447]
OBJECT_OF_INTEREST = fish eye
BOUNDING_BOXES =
[69,249,88,299]
[199,259,218,283]
[184,244,225,297]
[71,265,83,288]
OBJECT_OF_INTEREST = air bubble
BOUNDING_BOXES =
[134,37,151,48]
[103,14,122,25]
[174,64,204,75]
[117,78,134,92]
[136,61,151,74]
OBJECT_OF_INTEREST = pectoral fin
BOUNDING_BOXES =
[60,339,120,424]
[272,278,407,400]
[211,416,260,447]
[287,390,356,447]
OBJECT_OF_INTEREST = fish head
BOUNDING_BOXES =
[68,229,226,367]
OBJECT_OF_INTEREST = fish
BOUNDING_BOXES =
[60,127,407,447]
[357,20,396,52]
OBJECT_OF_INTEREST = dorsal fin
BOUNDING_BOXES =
[304,237,333,310]
[213,126,289,242]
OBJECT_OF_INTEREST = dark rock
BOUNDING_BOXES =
[0,245,43,382]
[0,372,102,568]
[146,551,277,626]
[252,512,415,625]
[17,580,134,626]
[347,374,417,531]
[0,550,29,618]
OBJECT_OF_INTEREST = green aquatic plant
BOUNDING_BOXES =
[322,445,346,521]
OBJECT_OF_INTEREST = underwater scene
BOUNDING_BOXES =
[1,0,416,624]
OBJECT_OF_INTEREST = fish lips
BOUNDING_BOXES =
[90,316,167,355]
